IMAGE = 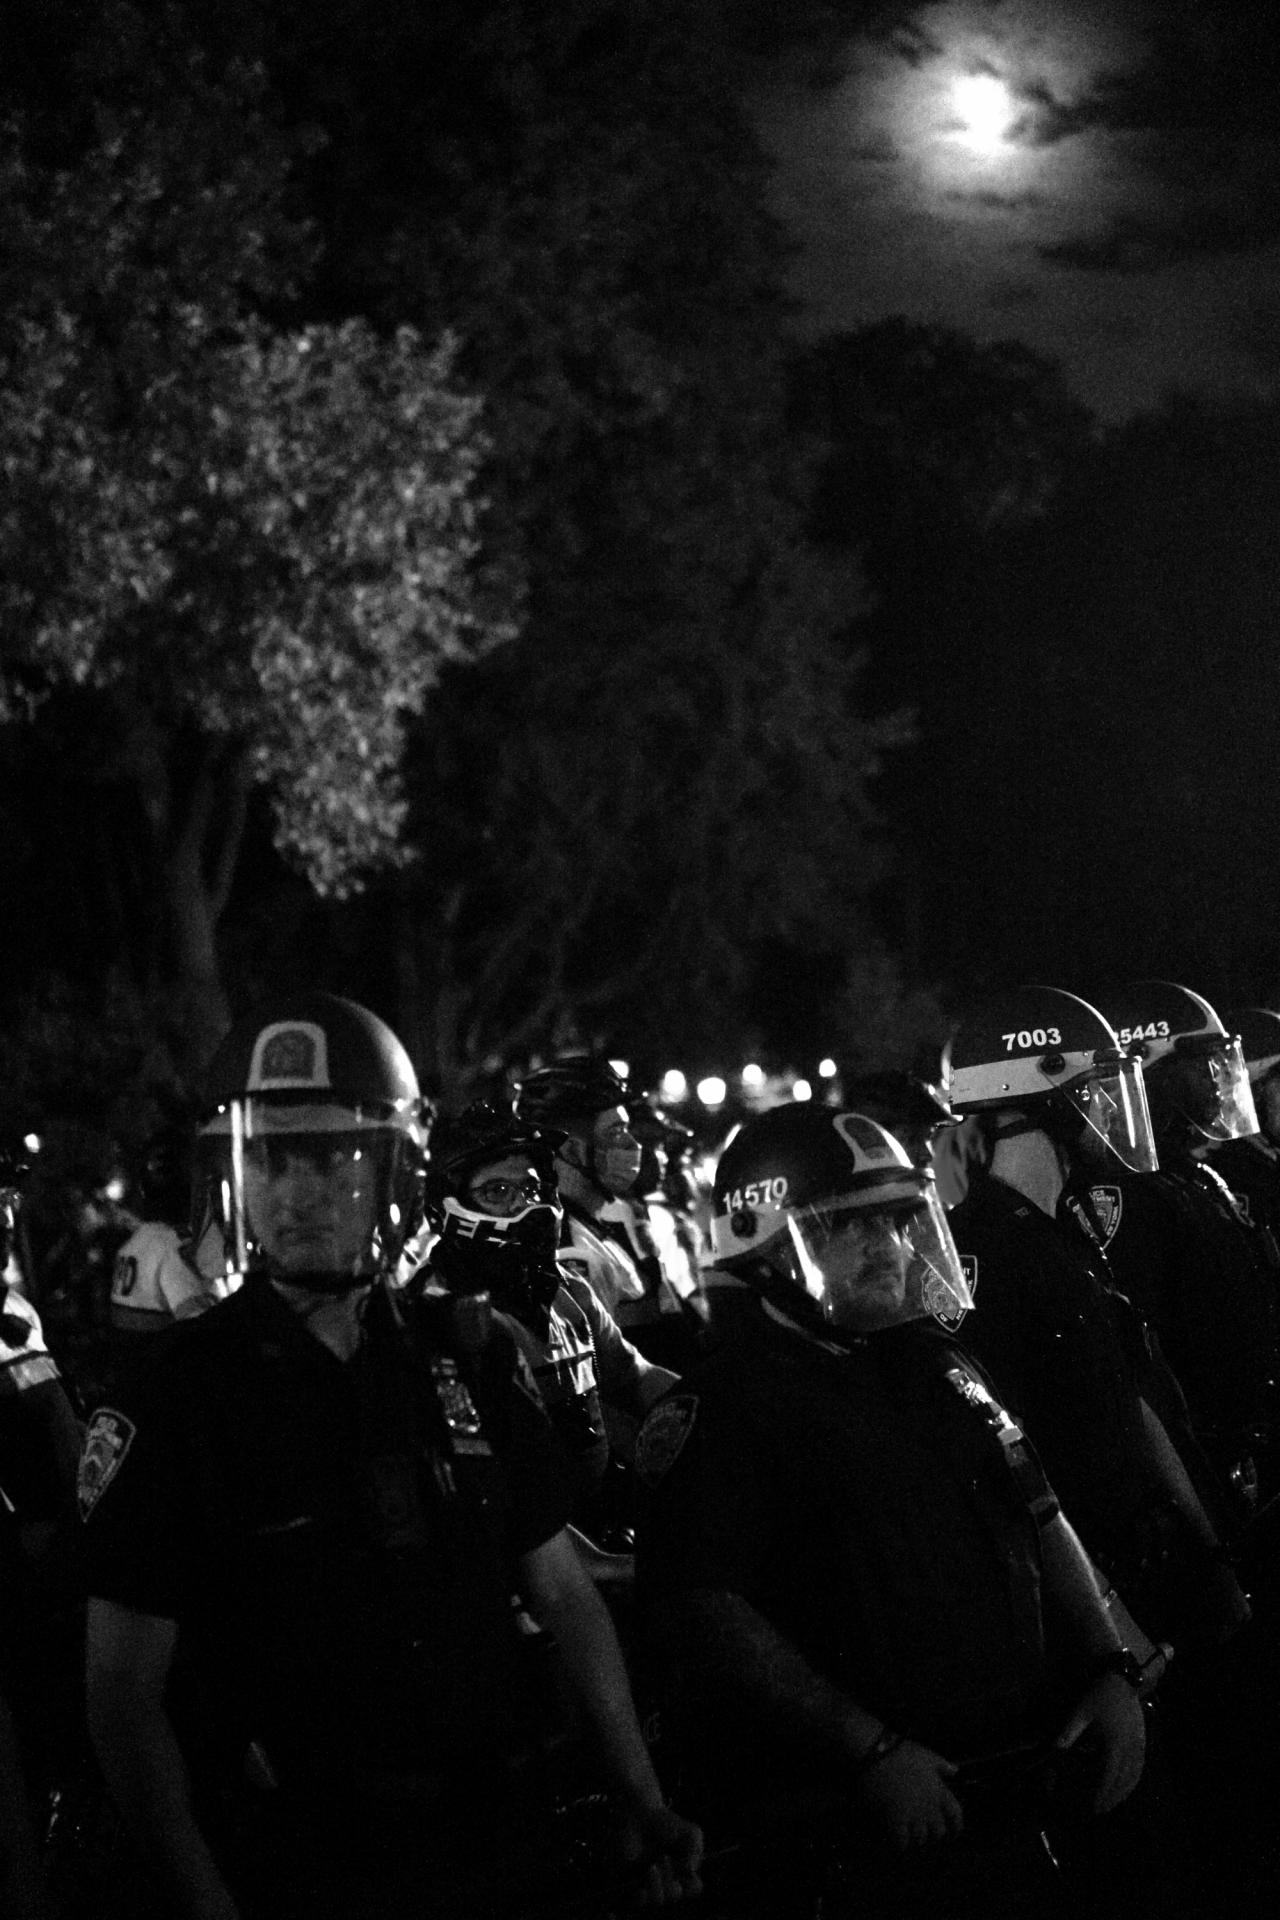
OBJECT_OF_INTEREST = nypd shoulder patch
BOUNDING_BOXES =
[636,1394,699,1487]
[78,1408,137,1520]
[1086,1185,1123,1247]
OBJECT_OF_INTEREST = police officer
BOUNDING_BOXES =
[636,1104,1150,1917]
[107,1218,231,1335]
[515,1058,689,1359]
[946,987,1246,1656]
[1068,982,1280,1522]
[841,1057,973,1209]
[418,1102,677,1550]
[81,995,701,1920]
[608,1097,708,1370]
[1,1157,83,1920]
[1207,1007,1280,1247]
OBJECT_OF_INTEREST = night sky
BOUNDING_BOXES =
[4,0,1280,1114]
[752,0,1280,419]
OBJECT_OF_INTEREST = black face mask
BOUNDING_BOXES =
[432,1203,564,1338]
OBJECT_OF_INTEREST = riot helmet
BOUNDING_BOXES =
[423,1103,565,1333]
[1226,1008,1280,1148]
[710,1105,972,1340]
[515,1056,643,1198]
[841,1065,957,1170]
[949,986,1158,1173]
[626,1094,695,1199]
[1093,982,1258,1147]
[198,994,429,1293]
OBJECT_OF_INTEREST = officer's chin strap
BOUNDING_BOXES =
[991,1108,1047,1142]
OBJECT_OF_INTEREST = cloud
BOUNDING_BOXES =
[750,1,1280,413]
[989,277,1042,310]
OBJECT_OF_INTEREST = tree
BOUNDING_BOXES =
[274,0,915,1088]
[0,11,516,1066]
[394,540,908,1096]
[4,2,915,1098]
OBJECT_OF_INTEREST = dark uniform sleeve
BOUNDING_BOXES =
[560,1269,652,1418]
[78,1371,198,1621]
[473,1322,572,1558]
[635,1373,780,1596]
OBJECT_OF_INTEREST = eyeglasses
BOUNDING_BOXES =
[467,1176,545,1217]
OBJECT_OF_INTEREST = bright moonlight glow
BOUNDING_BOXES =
[953,73,1013,153]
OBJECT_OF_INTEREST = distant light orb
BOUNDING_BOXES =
[660,1068,688,1103]
[792,1079,813,1103]
[954,72,1013,153]
[741,1063,766,1091]
[609,1057,631,1082]
[817,1058,838,1079]
[697,1076,728,1109]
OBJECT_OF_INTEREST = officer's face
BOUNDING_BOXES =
[812,1209,911,1331]
[465,1153,544,1219]
[587,1107,644,1195]
[243,1131,377,1276]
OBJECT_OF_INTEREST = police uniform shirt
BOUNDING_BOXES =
[505,1268,662,1528]
[1207,1135,1280,1246]
[560,1211,647,1321]
[949,1175,1157,1583]
[80,1279,569,1791]
[108,1220,233,1331]
[586,1203,704,1370]
[636,1304,1058,1771]
[1065,1163,1279,1478]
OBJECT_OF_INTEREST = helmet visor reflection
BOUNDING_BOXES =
[207,1098,410,1281]
[902,1189,975,1327]
[1072,1056,1159,1173]
[786,1187,971,1334]
[1204,1040,1260,1143]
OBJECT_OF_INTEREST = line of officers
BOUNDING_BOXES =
[6,980,1280,1916]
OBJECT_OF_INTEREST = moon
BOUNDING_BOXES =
[953,73,1014,153]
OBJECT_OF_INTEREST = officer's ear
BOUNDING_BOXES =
[556,1136,587,1172]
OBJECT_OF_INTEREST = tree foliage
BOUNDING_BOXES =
[3,0,914,1102]
[256,0,913,1083]
[0,8,516,1061]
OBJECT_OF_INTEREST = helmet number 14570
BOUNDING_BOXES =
[724,1178,789,1212]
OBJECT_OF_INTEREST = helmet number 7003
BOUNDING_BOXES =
[1001,1027,1063,1051]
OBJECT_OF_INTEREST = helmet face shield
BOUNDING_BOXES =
[784,1188,972,1336]
[1068,1054,1158,1172]
[1204,1039,1260,1142]
[205,1097,423,1287]
[1145,1037,1259,1144]
[902,1188,975,1328]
